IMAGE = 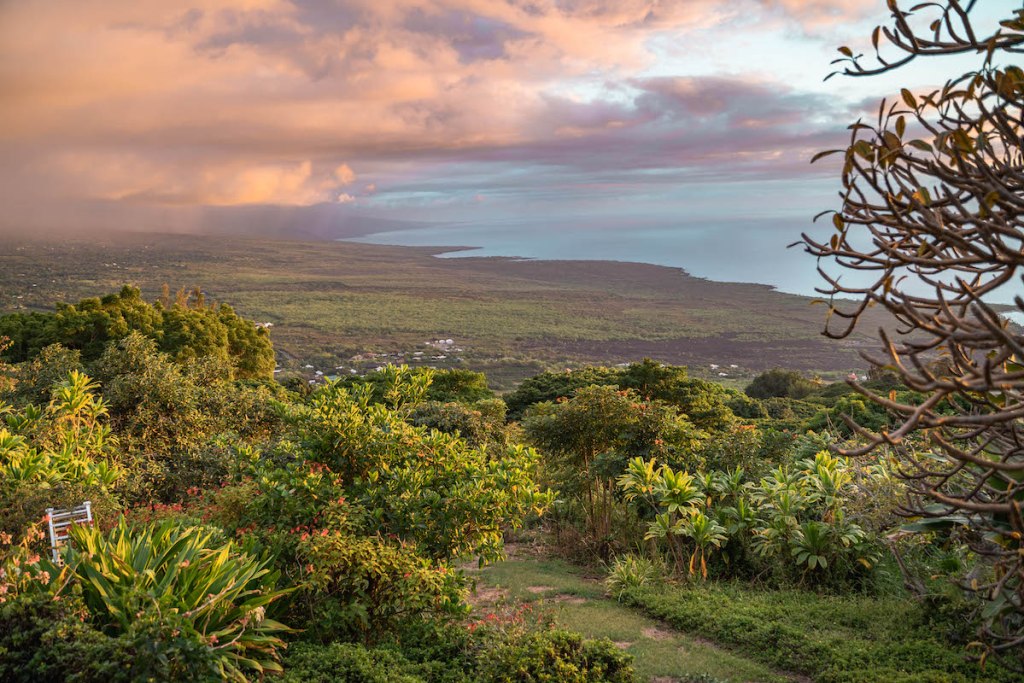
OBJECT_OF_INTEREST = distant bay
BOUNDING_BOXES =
[343,217,825,297]
[343,217,1024,310]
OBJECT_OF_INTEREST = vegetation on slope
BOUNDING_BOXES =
[0,288,1019,681]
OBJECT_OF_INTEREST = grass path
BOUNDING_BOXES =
[465,547,796,683]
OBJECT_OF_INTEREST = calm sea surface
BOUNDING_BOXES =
[343,217,1024,309]
[344,218,827,296]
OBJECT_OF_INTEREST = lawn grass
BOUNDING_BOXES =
[469,556,789,682]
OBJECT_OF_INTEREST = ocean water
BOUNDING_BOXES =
[344,217,1024,308]
[344,217,830,297]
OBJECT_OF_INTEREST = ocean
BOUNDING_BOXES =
[343,216,1024,312]
[344,217,827,297]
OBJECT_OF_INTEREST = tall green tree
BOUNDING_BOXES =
[524,385,705,552]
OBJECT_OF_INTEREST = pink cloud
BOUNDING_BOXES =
[0,0,885,232]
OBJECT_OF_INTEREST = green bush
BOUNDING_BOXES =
[504,367,619,420]
[407,399,513,450]
[478,629,635,683]
[291,531,467,643]
[0,591,217,683]
[59,518,292,681]
[745,369,817,400]
[424,368,495,403]
[288,376,552,562]
[618,451,884,586]
[282,642,424,683]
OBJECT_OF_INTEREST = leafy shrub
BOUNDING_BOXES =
[504,367,620,420]
[288,375,552,562]
[0,371,122,534]
[282,642,424,683]
[424,368,495,403]
[292,531,467,643]
[745,369,816,400]
[2,343,84,406]
[58,518,292,681]
[605,553,662,601]
[0,371,119,493]
[0,591,140,683]
[91,333,282,502]
[724,389,768,420]
[477,629,635,683]
[618,451,883,586]
[407,399,513,450]
[508,361,737,432]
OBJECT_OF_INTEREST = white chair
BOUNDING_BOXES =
[46,501,93,564]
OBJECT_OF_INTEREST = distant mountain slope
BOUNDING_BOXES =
[0,231,891,386]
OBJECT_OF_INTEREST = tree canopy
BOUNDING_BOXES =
[0,286,275,380]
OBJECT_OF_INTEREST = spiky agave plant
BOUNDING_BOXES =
[61,517,292,681]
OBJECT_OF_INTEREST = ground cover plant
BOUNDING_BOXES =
[622,582,1019,683]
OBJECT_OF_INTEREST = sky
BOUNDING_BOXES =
[0,1,1014,281]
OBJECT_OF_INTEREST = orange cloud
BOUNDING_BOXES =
[0,0,882,226]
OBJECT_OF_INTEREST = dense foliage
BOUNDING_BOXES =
[0,288,1014,679]
[0,297,628,681]
[0,286,274,380]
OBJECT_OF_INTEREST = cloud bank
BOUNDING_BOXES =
[0,0,886,234]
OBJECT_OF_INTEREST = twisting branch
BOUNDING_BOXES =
[803,1,1024,661]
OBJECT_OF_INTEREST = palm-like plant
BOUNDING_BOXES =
[618,456,661,508]
[0,372,120,490]
[656,467,703,512]
[791,520,833,570]
[681,510,728,579]
[61,518,292,681]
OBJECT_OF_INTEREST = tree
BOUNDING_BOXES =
[0,287,275,380]
[802,1,1024,658]
[523,385,705,554]
[745,369,815,400]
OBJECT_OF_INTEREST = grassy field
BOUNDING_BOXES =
[0,231,890,388]
[624,584,1016,683]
